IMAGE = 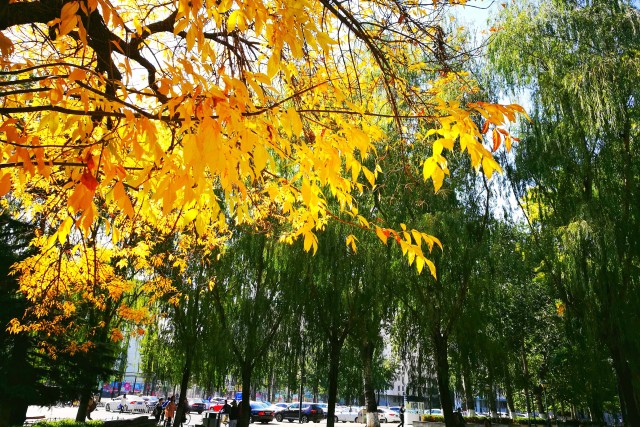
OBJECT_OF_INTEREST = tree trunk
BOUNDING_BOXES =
[326,339,342,427]
[0,399,28,427]
[433,331,454,427]
[610,344,640,427]
[462,361,475,416]
[505,377,516,418]
[533,386,544,419]
[239,363,253,427]
[173,355,192,427]
[76,389,91,422]
[362,342,380,427]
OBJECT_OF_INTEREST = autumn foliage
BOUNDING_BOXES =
[0,0,525,347]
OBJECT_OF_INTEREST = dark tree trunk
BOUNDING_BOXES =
[610,344,640,427]
[362,342,379,427]
[505,377,516,417]
[533,386,544,419]
[173,354,192,427]
[76,390,91,422]
[462,360,475,415]
[239,363,253,427]
[1,399,28,427]
[433,331,454,427]
[326,338,343,427]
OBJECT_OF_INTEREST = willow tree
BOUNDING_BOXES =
[490,0,640,424]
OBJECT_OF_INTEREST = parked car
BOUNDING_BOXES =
[278,403,324,423]
[142,396,159,410]
[96,398,111,408]
[209,400,226,412]
[105,395,148,413]
[356,408,396,423]
[335,406,359,423]
[250,401,275,423]
[189,398,207,414]
[380,408,401,423]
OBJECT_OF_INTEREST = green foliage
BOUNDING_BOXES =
[488,0,640,421]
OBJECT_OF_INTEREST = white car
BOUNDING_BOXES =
[105,395,148,413]
[336,406,360,423]
[356,408,396,423]
[379,408,400,423]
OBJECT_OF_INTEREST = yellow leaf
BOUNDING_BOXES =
[0,172,11,196]
[316,31,337,53]
[58,15,78,37]
[227,9,240,32]
[303,231,317,254]
[69,68,86,81]
[423,157,437,181]
[57,217,73,245]
[267,53,280,78]
[174,18,189,35]
[287,107,303,137]
[346,234,358,253]
[362,166,375,186]
[0,32,14,57]
[60,2,79,20]
[375,226,389,245]
[113,181,134,218]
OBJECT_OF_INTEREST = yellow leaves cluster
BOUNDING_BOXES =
[374,224,442,276]
[8,228,174,354]
[0,0,531,342]
[419,76,528,193]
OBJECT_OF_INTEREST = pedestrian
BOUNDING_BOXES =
[181,397,189,425]
[220,400,231,425]
[87,396,97,420]
[120,394,128,413]
[454,408,465,427]
[399,405,405,427]
[165,396,177,427]
[229,400,239,427]
[161,397,170,423]
[154,398,165,424]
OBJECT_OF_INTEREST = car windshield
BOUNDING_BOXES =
[251,402,268,409]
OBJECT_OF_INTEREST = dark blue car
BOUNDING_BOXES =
[250,401,275,423]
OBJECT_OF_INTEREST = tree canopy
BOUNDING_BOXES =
[0,0,525,349]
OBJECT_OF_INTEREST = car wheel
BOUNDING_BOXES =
[355,418,359,424]
[301,416,309,423]
[276,414,283,422]
[334,417,338,423]
[106,403,111,412]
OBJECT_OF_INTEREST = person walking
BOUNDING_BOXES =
[154,398,165,424]
[229,400,239,427]
[87,396,97,420]
[165,396,177,427]
[220,400,231,425]
[399,405,405,427]
[454,408,466,427]
[120,394,128,413]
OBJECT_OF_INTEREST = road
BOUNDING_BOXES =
[25,406,405,426]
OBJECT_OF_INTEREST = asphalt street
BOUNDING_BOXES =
[25,406,404,426]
